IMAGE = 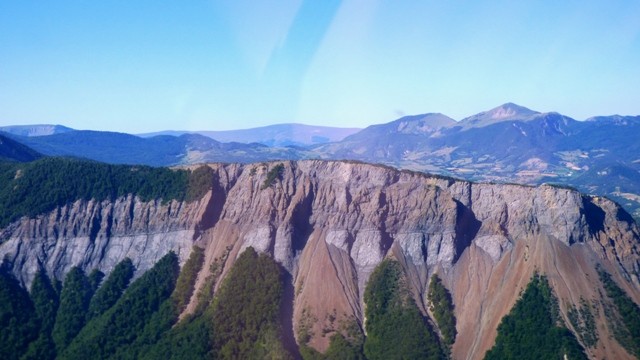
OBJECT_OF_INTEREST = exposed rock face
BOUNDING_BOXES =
[1,160,639,359]
[0,194,211,286]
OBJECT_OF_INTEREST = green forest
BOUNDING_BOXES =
[0,247,294,360]
[598,267,640,357]
[427,274,457,354]
[484,274,587,360]
[0,157,214,228]
[3,249,640,359]
[363,260,443,360]
[0,252,448,360]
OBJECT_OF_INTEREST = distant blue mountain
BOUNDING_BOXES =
[6,131,309,166]
[314,104,640,220]
[2,104,639,220]
[0,124,74,137]
[0,133,42,162]
[139,123,361,147]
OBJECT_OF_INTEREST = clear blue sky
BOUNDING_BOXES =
[1,1,639,133]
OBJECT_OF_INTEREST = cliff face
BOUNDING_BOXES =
[1,160,639,359]
[0,193,211,286]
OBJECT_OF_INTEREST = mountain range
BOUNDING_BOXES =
[1,130,309,167]
[314,103,640,220]
[1,104,638,358]
[138,123,362,147]
[3,103,639,221]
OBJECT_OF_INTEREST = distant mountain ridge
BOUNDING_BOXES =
[2,103,639,220]
[311,104,640,220]
[0,124,74,137]
[343,113,455,138]
[456,102,541,129]
[5,131,308,166]
[2,105,639,358]
[139,123,361,147]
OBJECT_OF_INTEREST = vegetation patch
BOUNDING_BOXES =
[23,270,60,360]
[0,249,476,359]
[140,312,214,360]
[428,274,457,353]
[297,306,317,346]
[194,245,231,315]
[171,247,205,314]
[261,163,285,190]
[484,273,587,360]
[61,252,180,359]
[299,314,365,360]
[52,267,94,353]
[0,266,39,360]
[0,158,213,229]
[186,165,214,202]
[211,247,291,359]
[364,259,443,360]
[324,316,365,360]
[86,258,134,321]
[567,297,598,348]
[598,267,640,357]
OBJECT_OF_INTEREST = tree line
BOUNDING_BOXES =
[0,157,214,228]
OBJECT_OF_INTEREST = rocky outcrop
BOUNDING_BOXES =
[0,193,211,286]
[1,160,639,359]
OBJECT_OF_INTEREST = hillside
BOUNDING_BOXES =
[0,160,639,359]
[7,131,309,166]
[0,133,42,162]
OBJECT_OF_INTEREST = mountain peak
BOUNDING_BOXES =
[458,103,540,129]
[394,113,456,130]
[343,113,456,142]
[488,103,539,119]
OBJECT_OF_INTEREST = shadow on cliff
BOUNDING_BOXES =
[582,196,606,237]
[280,268,302,359]
[194,172,228,241]
[378,191,394,253]
[454,200,482,262]
[289,185,315,254]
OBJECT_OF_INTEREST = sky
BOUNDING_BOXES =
[1,0,639,133]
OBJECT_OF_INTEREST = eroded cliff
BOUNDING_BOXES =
[1,160,639,359]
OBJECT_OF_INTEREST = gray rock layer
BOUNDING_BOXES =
[0,193,210,286]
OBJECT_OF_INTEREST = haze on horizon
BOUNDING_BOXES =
[1,0,639,133]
